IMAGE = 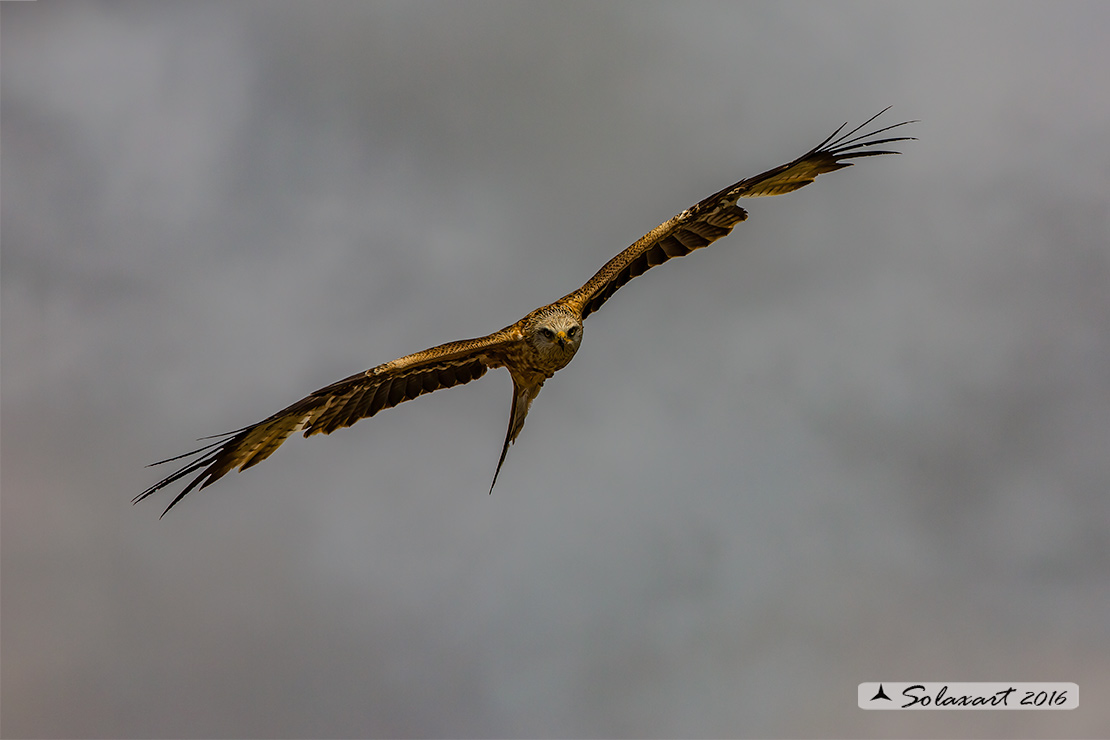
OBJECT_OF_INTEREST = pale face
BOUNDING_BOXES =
[531,311,583,366]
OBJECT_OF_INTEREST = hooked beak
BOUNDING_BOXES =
[556,330,567,348]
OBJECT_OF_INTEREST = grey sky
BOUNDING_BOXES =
[3,2,1109,737]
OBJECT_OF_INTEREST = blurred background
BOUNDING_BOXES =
[3,2,1108,737]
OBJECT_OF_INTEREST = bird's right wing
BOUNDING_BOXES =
[135,329,522,516]
[561,109,915,320]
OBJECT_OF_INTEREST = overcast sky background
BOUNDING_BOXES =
[3,2,1109,737]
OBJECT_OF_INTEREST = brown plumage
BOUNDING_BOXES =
[137,109,914,516]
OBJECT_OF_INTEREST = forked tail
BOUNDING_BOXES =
[490,376,542,493]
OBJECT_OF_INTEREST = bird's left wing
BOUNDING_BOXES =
[561,109,915,320]
[135,329,522,516]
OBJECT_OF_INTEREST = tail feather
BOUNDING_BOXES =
[489,376,542,493]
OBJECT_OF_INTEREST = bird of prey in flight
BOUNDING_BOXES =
[137,109,914,516]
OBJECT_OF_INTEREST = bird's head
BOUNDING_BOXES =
[529,308,583,364]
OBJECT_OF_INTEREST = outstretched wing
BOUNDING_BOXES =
[136,329,522,516]
[561,109,915,320]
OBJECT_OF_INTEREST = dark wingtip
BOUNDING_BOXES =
[136,434,236,515]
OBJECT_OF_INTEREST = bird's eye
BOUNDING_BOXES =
[567,326,578,337]
[540,328,554,339]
